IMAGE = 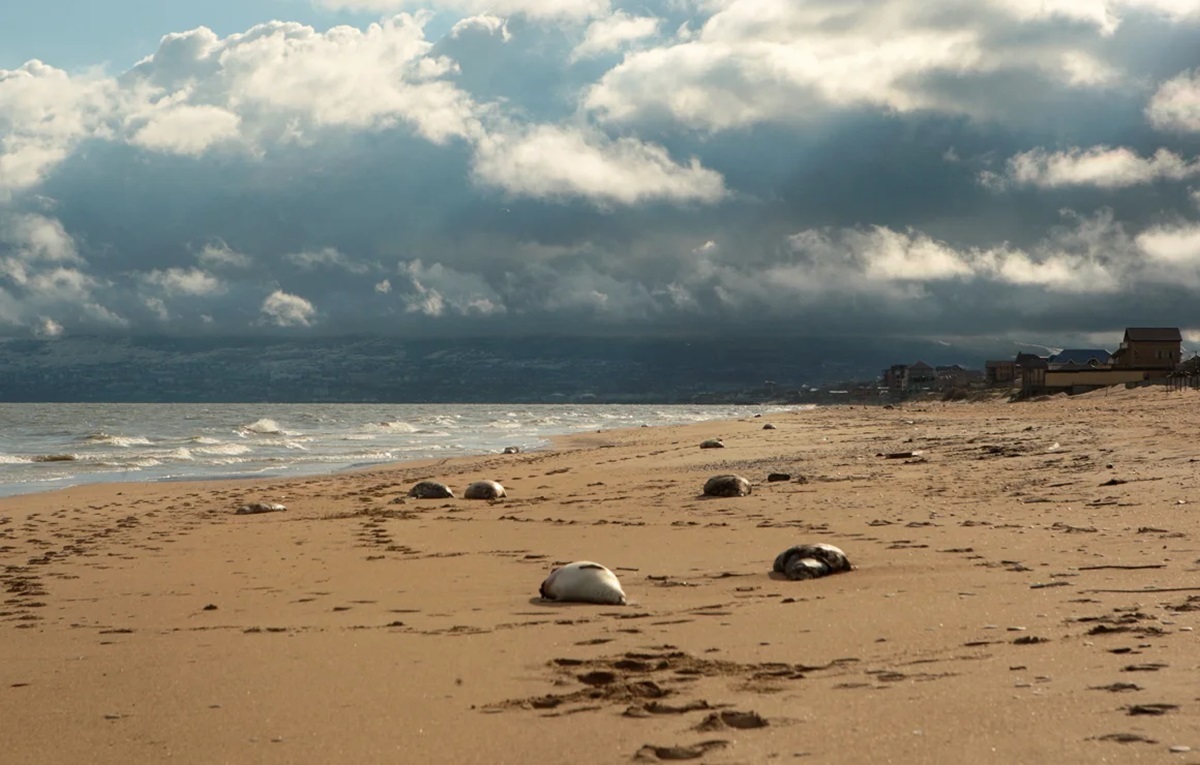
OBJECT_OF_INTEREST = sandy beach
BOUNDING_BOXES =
[3,388,1199,764]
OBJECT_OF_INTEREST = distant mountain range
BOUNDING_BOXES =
[0,335,1011,403]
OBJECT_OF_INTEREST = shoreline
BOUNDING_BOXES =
[0,402,797,501]
[3,389,1199,763]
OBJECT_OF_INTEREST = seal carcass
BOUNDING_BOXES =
[408,480,454,499]
[773,544,852,580]
[703,474,752,497]
[464,480,506,500]
[539,561,627,605]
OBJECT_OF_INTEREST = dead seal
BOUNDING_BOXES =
[773,543,852,580]
[539,561,627,605]
[235,502,286,515]
[464,479,506,499]
[703,474,752,497]
[407,480,454,499]
[699,439,725,449]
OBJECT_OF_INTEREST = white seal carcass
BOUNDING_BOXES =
[539,561,627,605]
[463,480,506,500]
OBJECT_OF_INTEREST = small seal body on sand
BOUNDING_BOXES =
[502,446,521,454]
[773,543,852,580]
[540,561,627,605]
[762,423,777,430]
[703,474,752,497]
[699,439,725,449]
[408,480,454,499]
[235,502,286,515]
[464,480,506,499]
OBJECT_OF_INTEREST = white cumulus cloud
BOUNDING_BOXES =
[571,11,661,60]
[260,289,317,326]
[998,146,1200,188]
[1147,69,1200,133]
[313,0,610,23]
[141,267,225,296]
[472,124,726,205]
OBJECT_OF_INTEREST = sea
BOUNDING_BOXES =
[0,402,800,499]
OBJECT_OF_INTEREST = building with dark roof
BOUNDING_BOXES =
[1112,327,1182,370]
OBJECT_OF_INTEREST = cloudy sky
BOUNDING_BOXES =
[2,0,1200,347]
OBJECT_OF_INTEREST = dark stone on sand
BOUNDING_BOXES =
[767,473,791,482]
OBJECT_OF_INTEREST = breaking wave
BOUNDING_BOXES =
[240,418,292,436]
[83,432,152,447]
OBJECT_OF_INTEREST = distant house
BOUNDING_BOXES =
[1048,349,1112,369]
[1024,327,1182,395]
[935,364,978,389]
[907,361,936,389]
[1111,327,1182,370]
[985,359,1016,385]
[1014,352,1049,377]
[881,361,941,392]
[882,364,908,391]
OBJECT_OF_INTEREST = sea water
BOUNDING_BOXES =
[0,402,801,498]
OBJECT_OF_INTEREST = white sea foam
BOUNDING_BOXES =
[195,443,252,456]
[84,432,153,447]
[241,418,291,436]
[364,420,418,433]
[0,454,32,464]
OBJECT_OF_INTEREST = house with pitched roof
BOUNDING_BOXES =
[1022,327,1183,395]
[1111,328,1182,370]
[1048,349,1112,368]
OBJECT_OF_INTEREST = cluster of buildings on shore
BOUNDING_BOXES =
[883,327,1189,397]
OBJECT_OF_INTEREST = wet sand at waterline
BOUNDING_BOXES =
[3,387,1199,764]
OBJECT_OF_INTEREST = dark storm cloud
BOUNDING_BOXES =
[1,0,1200,345]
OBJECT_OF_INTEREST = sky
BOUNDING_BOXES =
[2,0,1200,348]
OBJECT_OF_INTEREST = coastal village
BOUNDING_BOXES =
[874,326,1190,401]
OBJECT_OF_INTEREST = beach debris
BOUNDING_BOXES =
[1100,478,1128,486]
[539,561,627,605]
[762,423,777,430]
[464,480,506,500]
[234,502,286,515]
[1126,703,1178,716]
[699,438,725,449]
[408,480,455,499]
[773,543,852,580]
[502,446,521,454]
[880,450,923,459]
[703,474,752,497]
[694,710,768,730]
[767,473,791,482]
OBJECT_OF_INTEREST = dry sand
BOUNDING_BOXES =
[3,388,1200,764]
